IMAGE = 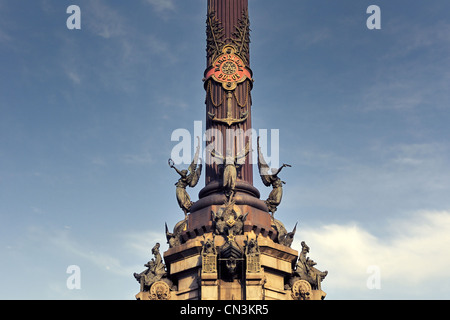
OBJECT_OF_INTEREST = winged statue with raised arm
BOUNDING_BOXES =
[257,136,291,218]
[169,137,202,219]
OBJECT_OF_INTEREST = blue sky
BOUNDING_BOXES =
[1,0,450,299]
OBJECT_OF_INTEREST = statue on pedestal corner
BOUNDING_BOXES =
[287,241,328,291]
[134,243,171,292]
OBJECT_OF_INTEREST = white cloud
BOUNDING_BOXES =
[8,210,450,299]
[293,210,450,299]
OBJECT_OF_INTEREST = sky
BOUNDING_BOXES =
[1,0,450,300]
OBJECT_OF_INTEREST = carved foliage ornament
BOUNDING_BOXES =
[205,9,252,92]
[206,8,250,64]
[206,8,225,63]
[231,9,251,65]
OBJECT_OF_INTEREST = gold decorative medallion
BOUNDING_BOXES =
[205,45,252,91]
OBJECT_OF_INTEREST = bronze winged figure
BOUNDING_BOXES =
[257,136,291,218]
[211,141,250,199]
[169,137,202,219]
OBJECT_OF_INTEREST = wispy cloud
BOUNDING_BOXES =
[383,143,447,167]
[55,0,177,91]
[360,76,433,111]
[143,0,175,12]
[294,27,331,49]
[66,70,81,84]
[294,210,450,299]
[283,142,450,217]
[24,225,165,280]
[121,152,154,165]
[10,211,450,299]
[158,96,189,110]
[360,20,450,112]
[29,226,127,276]
[0,27,10,43]
[382,20,450,60]
[85,1,127,39]
[121,230,166,260]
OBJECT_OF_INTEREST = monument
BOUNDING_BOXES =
[134,0,327,301]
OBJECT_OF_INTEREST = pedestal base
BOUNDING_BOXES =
[148,233,326,300]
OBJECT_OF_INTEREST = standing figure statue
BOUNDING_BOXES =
[292,241,328,290]
[169,137,202,220]
[133,243,168,292]
[257,137,291,218]
[211,141,250,199]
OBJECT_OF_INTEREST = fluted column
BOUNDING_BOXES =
[204,0,254,187]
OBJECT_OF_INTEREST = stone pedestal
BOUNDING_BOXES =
[135,231,327,300]
[156,233,305,300]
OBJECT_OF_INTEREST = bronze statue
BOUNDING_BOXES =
[134,243,168,292]
[169,137,202,219]
[211,141,250,198]
[165,219,187,248]
[271,219,297,247]
[257,136,291,218]
[211,199,248,238]
[283,222,297,247]
[289,241,328,290]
